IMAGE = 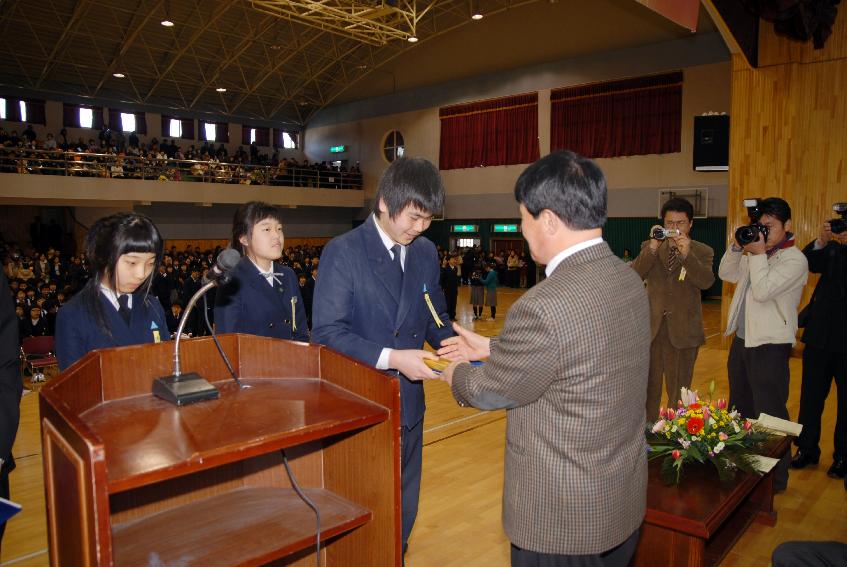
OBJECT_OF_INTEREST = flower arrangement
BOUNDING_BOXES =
[646,383,771,486]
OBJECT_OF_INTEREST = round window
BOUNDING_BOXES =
[383,130,405,163]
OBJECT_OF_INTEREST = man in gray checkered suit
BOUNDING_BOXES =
[437,151,651,566]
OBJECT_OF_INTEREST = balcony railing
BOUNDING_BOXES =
[0,148,363,189]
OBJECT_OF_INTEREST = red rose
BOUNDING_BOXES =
[686,417,704,435]
[672,449,681,460]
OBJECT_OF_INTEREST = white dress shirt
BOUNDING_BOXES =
[371,214,406,370]
[545,237,605,277]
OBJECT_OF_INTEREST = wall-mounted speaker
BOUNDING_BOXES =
[693,115,729,171]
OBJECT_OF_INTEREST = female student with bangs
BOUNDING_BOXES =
[215,201,309,342]
[55,212,169,370]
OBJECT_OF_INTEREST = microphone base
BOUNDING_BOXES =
[153,373,220,406]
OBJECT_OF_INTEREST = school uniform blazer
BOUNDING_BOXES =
[214,257,309,342]
[451,243,651,555]
[0,272,21,474]
[55,290,169,371]
[311,216,453,428]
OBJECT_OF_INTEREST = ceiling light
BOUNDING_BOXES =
[407,35,418,43]
[161,20,174,27]
[471,12,483,20]
[216,87,227,93]
[113,73,125,78]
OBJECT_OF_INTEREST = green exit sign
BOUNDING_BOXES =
[329,145,346,153]
[492,224,520,233]
[451,224,479,233]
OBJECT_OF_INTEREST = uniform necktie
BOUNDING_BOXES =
[391,244,404,277]
[118,294,131,324]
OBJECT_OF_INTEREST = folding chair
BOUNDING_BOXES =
[21,335,58,383]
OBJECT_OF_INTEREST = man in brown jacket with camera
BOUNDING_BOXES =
[631,197,715,420]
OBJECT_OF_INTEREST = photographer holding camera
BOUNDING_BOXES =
[632,197,715,419]
[791,203,847,479]
[720,197,808,492]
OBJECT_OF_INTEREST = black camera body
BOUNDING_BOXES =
[735,198,770,246]
[829,203,847,234]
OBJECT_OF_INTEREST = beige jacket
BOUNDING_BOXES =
[719,245,808,347]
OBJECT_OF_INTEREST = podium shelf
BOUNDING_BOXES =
[112,486,371,566]
[80,378,389,493]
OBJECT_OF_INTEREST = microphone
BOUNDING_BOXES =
[152,249,241,406]
[202,248,240,284]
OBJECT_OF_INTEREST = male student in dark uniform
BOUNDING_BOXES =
[0,271,22,549]
[440,254,460,321]
[312,157,460,555]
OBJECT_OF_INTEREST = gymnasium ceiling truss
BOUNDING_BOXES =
[0,0,542,128]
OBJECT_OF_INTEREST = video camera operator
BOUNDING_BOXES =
[719,197,808,492]
[791,203,847,480]
[632,197,715,419]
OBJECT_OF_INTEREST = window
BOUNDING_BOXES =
[383,130,404,163]
[120,112,136,133]
[0,98,5,120]
[282,132,296,149]
[18,100,27,123]
[169,118,182,138]
[457,238,475,248]
[79,108,94,129]
[249,128,256,144]
[204,122,217,142]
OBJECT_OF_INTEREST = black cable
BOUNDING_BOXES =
[281,449,321,567]
[201,293,242,387]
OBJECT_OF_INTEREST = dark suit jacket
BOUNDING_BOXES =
[311,216,453,427]
[631,238,715,349]
[0,273,21,475]
[55,290,168,370]
[801,240,847,353]
[451,243,650,554]
[215,257,309,342]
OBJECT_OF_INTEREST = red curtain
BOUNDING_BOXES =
[162,116,194,140]
[242,125,270,146]
[550,71,682,158]
[439,93,540,170]
[273,128,298,148]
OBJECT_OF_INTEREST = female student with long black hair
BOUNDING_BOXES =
[55,212,168,370]
[215,201,309,341]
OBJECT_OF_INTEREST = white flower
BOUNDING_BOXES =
[733,422,740,433]
[651,419,666,433]
[671,425,678,433]
[680,387,699,407]
[691,436,699,442]
[714,442,725,454]
[679,439,691,449]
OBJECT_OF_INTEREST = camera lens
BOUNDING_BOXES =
[735,225,757,245]
[651,227,666,240]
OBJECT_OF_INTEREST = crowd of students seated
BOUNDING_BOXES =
[2,237,325,346]
[0,125,363,188]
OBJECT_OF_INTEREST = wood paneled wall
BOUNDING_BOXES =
[720,14,847,344]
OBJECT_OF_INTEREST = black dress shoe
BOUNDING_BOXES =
[790,450,820,469]
[827,457,847,479]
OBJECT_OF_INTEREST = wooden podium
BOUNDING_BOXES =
[39,334,401,566]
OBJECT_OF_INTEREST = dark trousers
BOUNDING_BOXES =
[646,319,699,420]
[445,290,458,321]
[510,529,640,567]
[796,345,847,459]
[0,469,9,547]
[772,540,847,566]
[401,420,423,551]
[728,337,792,490]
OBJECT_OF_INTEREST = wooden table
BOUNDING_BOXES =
[633,436,791,567]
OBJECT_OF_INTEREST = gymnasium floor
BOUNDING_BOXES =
[1,287,845,566]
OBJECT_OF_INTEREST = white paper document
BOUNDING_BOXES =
[748,455,780,474]
[751,414,803,437]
